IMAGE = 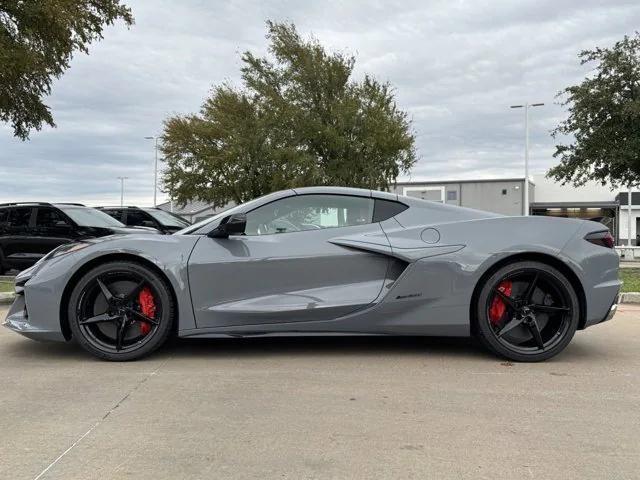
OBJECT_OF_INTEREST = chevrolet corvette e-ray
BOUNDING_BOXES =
[4,187,620,362]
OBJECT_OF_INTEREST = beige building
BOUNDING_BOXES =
[391,178,534,216]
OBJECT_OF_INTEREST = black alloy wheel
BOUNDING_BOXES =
[475,261,580,362]
[68,261,174,361]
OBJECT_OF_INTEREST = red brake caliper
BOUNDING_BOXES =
[137,287,156,335]
[489,280,512,326]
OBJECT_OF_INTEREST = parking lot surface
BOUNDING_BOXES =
[1,305,639,480]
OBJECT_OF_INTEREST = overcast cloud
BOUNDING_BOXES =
[1,0,639,206]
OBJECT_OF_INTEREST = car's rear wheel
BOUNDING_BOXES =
[475,261,579,362]
[68,261,174,361]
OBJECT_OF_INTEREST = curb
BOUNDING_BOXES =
[0,292,14,305]
[0,276,16,304]
[619,292,640,304]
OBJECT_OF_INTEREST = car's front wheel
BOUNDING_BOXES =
[475,261,580,362]
[68,260,174,361]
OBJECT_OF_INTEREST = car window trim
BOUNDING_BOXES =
[243,193,375,237]
[244,193,372,215]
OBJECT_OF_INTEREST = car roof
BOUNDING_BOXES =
[292,186,399,201]
[98,206,166,211]
[0,202,85,208]
[293,186,372,197]
[98,206,140,209]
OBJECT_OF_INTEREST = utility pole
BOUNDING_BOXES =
[117,176,128,207]
[510,102,544,216]
[628,185,633,247]
[144,136,160,206]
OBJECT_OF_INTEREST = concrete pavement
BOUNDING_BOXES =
[1,305,639,479]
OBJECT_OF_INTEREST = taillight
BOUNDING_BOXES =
[585,231,615,248]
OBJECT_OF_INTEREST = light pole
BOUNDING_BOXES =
[510,102,544,216]
[144,136,160,207]
[628,185,633,247]
[117,176,129,207]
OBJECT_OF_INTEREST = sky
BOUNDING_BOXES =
[1,0,639,206]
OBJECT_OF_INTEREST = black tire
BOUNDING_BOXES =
[474,261,580,362]
[68,261,175,361]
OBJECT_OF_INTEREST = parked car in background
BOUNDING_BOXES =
[0,202,159,274]
[97,206,190,234]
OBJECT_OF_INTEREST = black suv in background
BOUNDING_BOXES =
[0,202,159,274]
[97,206,190,234]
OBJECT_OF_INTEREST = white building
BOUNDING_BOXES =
[532,175,639,246]
[616,192,640,246]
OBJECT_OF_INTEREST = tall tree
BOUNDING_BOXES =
[547,33,640,187]
[0,0,133,140]
[162,21,416,207]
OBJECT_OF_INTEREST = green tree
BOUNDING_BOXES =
[162,21,416,207]
[0,1,133,140]
[547,33,640,187]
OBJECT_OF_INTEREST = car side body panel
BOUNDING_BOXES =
[188,223,391,329]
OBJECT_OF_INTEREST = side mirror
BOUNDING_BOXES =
[208,213,246,239]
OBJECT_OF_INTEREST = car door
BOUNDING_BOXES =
[33,207,77,256]
[3,206,37,270]
[188,193,392,329]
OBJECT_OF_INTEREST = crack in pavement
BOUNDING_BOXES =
[32,358,170,480]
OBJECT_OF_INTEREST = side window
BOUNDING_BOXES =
[245,195,374,235]
[125,210,150,227]
[0,208,8,225]
[8,207,33,228]
[102,209,124,222]
[372,199,408,222]
[36,208,70,227]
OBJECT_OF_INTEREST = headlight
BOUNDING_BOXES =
[49,242,90,258]
[15,265,36,291]
[16,242,91,288]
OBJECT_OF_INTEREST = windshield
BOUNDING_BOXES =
[174,192,285,235]
[59,206,125,228]
[174,208,231,235]
[142,208,190,227]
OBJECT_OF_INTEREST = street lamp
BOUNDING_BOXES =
[144,136,160,207]
[628,185,633,247]
[510,102,544,216]
[117,176,129,207]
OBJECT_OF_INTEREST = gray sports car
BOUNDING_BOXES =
[3,187,620,362]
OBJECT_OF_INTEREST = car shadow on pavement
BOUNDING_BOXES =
[157,335,493,361]
[3,334,494,362]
